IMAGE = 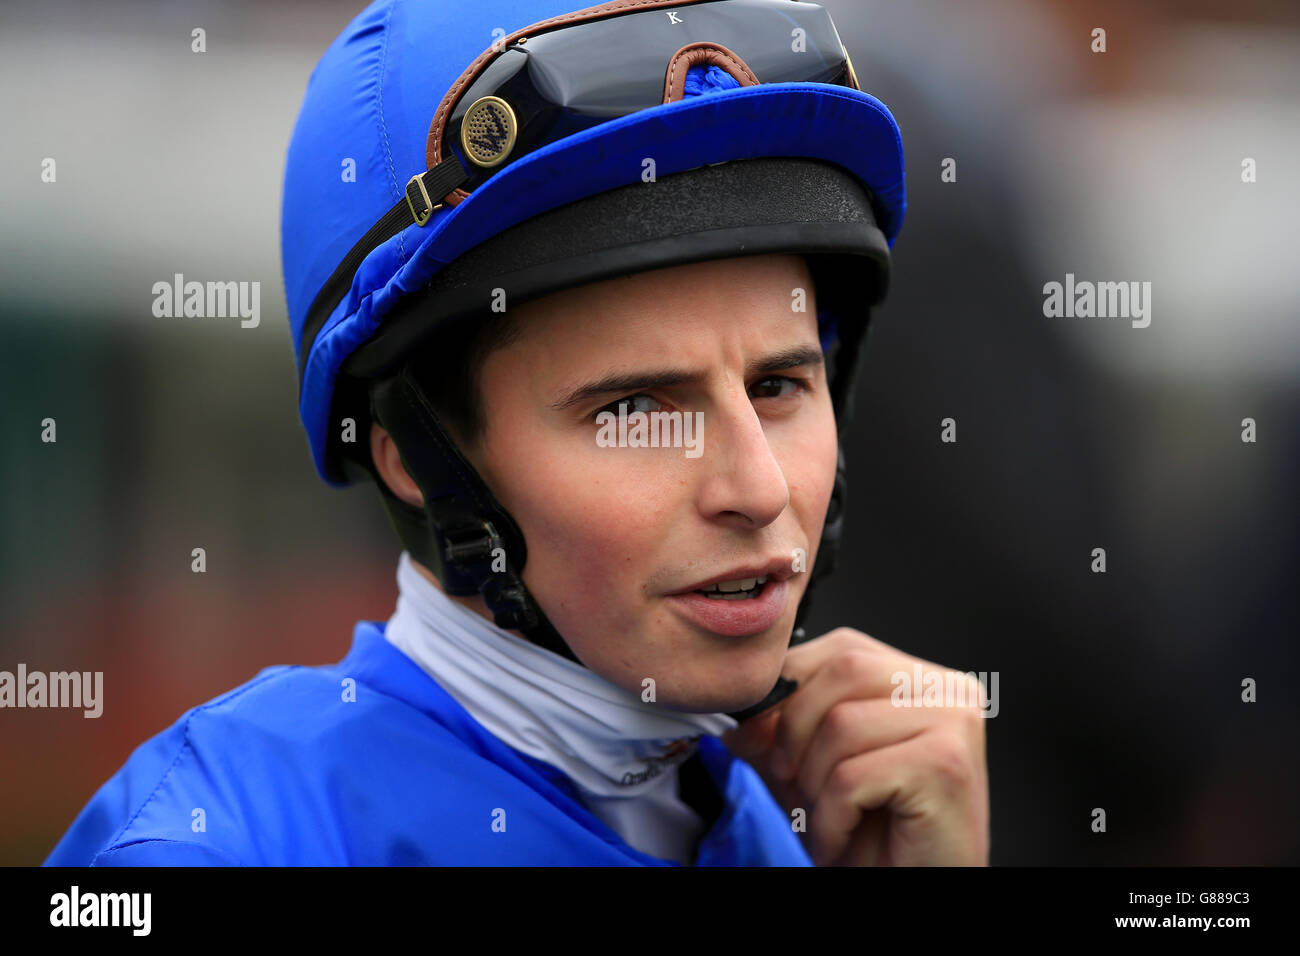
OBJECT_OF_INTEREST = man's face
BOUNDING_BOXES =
[442,253,838,713]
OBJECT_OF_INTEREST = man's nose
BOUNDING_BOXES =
[693,389,790,530]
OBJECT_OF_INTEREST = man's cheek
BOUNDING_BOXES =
[784,441,836,518]
[531,522,628,611]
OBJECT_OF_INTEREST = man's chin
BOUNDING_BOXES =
[654,671,787,717]
[660,628,795,714]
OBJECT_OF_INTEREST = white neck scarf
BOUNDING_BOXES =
[382,552,738,862]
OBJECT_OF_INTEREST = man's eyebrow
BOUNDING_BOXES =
[550,344,824,411]
[751,344,825,376]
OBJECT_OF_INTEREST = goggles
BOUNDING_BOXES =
[436,0,859,200]
[303,0,861,357]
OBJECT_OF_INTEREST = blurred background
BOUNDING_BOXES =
[1,0,1296,865]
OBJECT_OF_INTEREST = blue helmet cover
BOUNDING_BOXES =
[281,0,906,484]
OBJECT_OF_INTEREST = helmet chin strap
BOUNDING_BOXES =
[365,355,850,723]
[367,366,575,661]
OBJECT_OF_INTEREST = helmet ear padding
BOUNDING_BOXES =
[368,366,579,663]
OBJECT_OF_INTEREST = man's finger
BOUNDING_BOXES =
[792,697,934,802]
[807,738,919,865]
[772,639,934,776]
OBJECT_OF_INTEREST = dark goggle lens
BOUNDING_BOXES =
[445,0,855,193]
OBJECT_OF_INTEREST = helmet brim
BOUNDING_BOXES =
[342,156,890,381]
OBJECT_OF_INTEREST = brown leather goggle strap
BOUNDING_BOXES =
[662,41,759,102]
[425,0,712,207]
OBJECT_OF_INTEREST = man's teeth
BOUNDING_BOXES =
[696,575,767,599]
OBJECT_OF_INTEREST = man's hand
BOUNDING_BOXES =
[721,627,990,866]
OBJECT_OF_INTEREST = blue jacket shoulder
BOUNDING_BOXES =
[45,661,547,865]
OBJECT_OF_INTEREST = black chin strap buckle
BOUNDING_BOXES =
[442,520,544,633]
[724,627,814,723]
[442,519,503,570]
[483,576,540,631]
[726,676,799,724]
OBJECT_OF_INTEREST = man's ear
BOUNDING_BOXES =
[370,422,425,508]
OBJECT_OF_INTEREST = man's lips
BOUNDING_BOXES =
[666,578,791,638]
[666,555,800,596]
[662,554,801,638]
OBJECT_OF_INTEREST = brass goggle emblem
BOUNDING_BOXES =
[460,95,518,168]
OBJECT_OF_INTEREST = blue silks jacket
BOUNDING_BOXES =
[44,623,813,866]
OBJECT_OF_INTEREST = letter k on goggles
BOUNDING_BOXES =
[304,0,861,340]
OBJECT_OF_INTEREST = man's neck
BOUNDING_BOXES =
[410,556,501,630]
[383,551,737,863]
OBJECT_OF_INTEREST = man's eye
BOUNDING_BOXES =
[595,393,663,419]
[749,376,807,399]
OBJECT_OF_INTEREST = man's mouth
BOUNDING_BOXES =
[693,576,768,600]
[669,576,789,637]
[666,557,796,635]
